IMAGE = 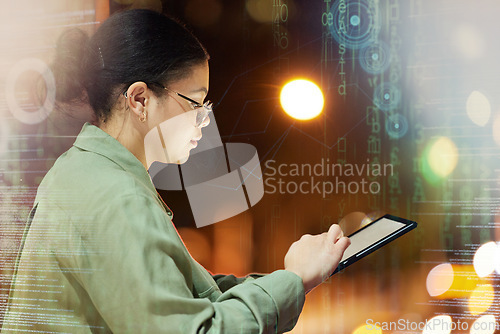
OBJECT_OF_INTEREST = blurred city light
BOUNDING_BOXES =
[280,79,324,120]
[470,315,496,334]
[452,24,486,60]
[426,263,482,299]
[422,137,459,184]
[426,263,454,297]
[468,284,494,315]
[245,0,272,23]
[466,91,491,127]
[473,242,498,278]
[353,323,382,334]
[422,315,452,334]
[491,114,500,147]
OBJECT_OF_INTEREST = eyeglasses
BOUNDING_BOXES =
[161,86,212,128]
[123,83,212,128]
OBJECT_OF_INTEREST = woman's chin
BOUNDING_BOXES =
[172,143,198,164]
[175,152,191,165]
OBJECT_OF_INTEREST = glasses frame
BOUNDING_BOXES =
[123,83,212,128]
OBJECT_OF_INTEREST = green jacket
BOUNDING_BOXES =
[1,123,305,333]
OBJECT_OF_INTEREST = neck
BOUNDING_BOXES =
[98,113,148,170]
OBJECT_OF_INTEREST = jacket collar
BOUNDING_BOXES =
[73,122,157,196]
[73,123,174,217]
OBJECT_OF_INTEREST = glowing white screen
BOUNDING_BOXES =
[341,218,406,262]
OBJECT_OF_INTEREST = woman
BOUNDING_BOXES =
[1,9,350,333]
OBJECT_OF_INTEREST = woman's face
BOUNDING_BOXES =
[144,62,210,166]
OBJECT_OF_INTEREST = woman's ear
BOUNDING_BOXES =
[125,82,150,117]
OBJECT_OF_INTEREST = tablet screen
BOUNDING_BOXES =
[332,214,417,275]
[340,218,406,261]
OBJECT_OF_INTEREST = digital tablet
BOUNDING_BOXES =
[331,214,417,275]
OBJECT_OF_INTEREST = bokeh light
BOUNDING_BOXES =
[470,315,496,334]
[495,245,500,275]
[422,137,459,184]
[422,315,452,334]
[339,212,368,236]
[452,24,486,60]
[468,284,494,315]
[361,215,375,228]
[426,264,482,299]
[245,0,273,23]
[491,113,500,147]
[280,79,324,120]
[473,242,498,278]
[426,263,454,297]
[428,137,459,177]
[466,91,491,127]
[364,211,385,227]
[353,323,382,334]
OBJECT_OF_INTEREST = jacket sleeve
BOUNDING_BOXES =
[65,193,305,334]
[211,273,266,293]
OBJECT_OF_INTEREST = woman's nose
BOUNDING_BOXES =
[199,115,211,128]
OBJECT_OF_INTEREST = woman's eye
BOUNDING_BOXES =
[190,101,203,109]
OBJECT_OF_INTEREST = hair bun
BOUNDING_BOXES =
[51,28,90,103]
[48,10,208,123]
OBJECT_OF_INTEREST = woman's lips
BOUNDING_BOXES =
[191,135,202,148]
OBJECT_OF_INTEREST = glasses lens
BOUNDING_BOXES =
[195,101,212,127]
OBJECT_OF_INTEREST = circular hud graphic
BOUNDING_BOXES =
[385,113,408,139]
[374,82,401,112]
[5,58,55,125]
[329,0,381,50]
[359,41,391,74]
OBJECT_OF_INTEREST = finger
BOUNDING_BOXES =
[300,233,313,241]
[335,236,351,252]
[329,237,351,270]
[327,224,343,244]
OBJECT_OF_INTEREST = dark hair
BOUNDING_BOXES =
[51,9,209,122]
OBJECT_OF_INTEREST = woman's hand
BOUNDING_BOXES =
[284,224,351,294]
